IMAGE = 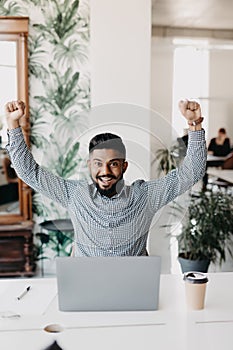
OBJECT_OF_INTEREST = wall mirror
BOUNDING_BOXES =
[0,16,32,224]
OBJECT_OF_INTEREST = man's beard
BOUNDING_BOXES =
[94,176,124,197]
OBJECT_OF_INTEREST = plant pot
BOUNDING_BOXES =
[178,255,210,273]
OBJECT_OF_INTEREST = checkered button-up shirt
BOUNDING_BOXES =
[6,128,207,256]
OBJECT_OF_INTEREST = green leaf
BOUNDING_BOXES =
[173,190,233,264]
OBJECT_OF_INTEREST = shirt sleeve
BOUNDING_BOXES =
[5,127,75,209]
[145,129,207,213]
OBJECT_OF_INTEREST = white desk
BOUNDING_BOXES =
[207,169,233,184]
[0,273,233,350]
[207,154,227,162]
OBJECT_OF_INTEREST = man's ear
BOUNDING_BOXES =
[122,161,128,173]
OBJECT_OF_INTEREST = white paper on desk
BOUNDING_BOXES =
[0,279,57,316]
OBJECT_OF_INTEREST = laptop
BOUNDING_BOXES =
[56,256,161,312]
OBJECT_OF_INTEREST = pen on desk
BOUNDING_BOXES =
[17,286,31,300]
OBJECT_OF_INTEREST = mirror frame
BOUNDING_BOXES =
[0,16,32,224]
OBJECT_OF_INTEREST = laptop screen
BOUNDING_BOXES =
[56,256,161,312]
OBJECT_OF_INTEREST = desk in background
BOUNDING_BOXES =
[207,169,233,184]
[207,154,228,164]
[0,273,233,350]
[204,154,231,188]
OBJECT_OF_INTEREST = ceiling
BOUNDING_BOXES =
[152,0,233,30]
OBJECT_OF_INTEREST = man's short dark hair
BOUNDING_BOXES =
[89,133,126,158]
[219,128,226,134]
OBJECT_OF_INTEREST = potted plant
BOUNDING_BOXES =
[33,223,74,276]
[172,189,233,273]
[152,136,187,176]
[153,143,181,175]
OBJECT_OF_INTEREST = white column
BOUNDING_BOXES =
[89,0,151,181]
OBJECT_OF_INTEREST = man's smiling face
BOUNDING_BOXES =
[88,148,128,197]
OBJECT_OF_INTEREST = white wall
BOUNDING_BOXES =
[150,38,176,273]
[90,0,151,107]
[90,0,151,181]
[151,37,174,130]
[208,50,233,145]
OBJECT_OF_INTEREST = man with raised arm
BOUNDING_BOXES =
[5,100,206,256]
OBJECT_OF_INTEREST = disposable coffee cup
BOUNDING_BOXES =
[183,271,208,310]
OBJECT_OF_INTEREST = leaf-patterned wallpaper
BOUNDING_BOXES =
[0,0,90,223]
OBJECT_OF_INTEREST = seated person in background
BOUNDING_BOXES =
[208,128,231,157]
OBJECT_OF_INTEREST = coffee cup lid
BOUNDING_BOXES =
[183,271,208,284]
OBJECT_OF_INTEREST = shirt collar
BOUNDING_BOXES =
[89,179,128,199]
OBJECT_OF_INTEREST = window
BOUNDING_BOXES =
[172,39,209,138]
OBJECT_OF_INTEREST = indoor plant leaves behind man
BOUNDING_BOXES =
[176,189,233,273]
